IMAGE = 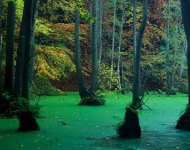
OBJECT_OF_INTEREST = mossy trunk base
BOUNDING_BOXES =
[78,96,104,106]
[117,108,141,138]
[18,112,40,131]
[176,108,190,130]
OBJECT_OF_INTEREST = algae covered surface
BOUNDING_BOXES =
[0,92,190,150]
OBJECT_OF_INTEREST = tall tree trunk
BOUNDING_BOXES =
[117,3,125,87]
[133,0,137,57]
[5,1,15,95]
[97,0,103,65]
[175,0,190,130]
[0,34,3,108]
[0,35,2,95]
[117,0,148,138]
[29,0,39,88]
[22,0,33,99]
[89,0,98,94]
[0,0,3,98]
[15,0,39,97]
[180,0,190,104]
[0,0,2,28]
[109,0,117,90]
[18,0,40,131]
[170,7,178,95]
[74,4,89,99]
[178,40,186,92]
[77,0,103,106]
[14,1,27,98]
[89,0,92,54]
[132,0,148,107]
[165,0,171,95]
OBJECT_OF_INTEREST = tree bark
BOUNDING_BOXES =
[14,1,27,98]
[18,0,40,131]
[117,0,148,138]
[74,5,89,99]
[5,1,15,95]
[170,7,178,95]
[133,0,137,57]
[117,3,125,87]
[22,0,33,99]
[109,0,117,90]
[175,0,190,131]
[97,0,103,65]
[29,0,39,88]
[89,0,99,94]
[165,0,171,95]
[0,0,2,28]
[180,0,190,104]
[0,0,3,97]
[132,0,148,107]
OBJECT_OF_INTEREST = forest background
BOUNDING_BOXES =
[0,0,187,97]
[0,0,190,139]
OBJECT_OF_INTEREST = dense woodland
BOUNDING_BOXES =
[0,0,190,138]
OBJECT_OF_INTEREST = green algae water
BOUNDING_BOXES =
[0,92,190,150]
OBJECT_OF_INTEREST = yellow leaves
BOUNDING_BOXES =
[35,45,75,81]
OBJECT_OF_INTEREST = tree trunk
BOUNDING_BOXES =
[117,3,125,88]
[133,0,137,57]
[18,111,40,131]
[29,0,39,88]
[117,108,141,138]
[97,0,103,65]
[117,0,148,139]
[14,1,27,98]
[18,0,40,131]
[0,34,3,108]
[109,0,117,90]
[74,5,89,99]
[22,0,33,99]
[175,0,190,130]
[0,0,3,98]
[75,0,103,105]
[165,0,171,95]
[0,0,2,28]
[170,8,178,95]
[132,0,148,107]
[180,0,190,104]
[178,41,186,92]
[89,0,99,94]
[5,1,15,95]
[15,0,38,97]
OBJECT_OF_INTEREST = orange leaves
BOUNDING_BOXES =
[53,23,89,34]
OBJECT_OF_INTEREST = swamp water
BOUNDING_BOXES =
[0,92,190,150]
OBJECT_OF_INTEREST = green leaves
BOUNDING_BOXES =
[2,91,11,100]
[75,0,97,22]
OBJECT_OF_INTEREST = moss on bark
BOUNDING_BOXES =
[78,96,105,106]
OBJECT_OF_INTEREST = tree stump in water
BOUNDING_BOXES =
[18,111,40,131]
[176,107,190,130]
[117,108,141,138]
[78,96,105,106]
